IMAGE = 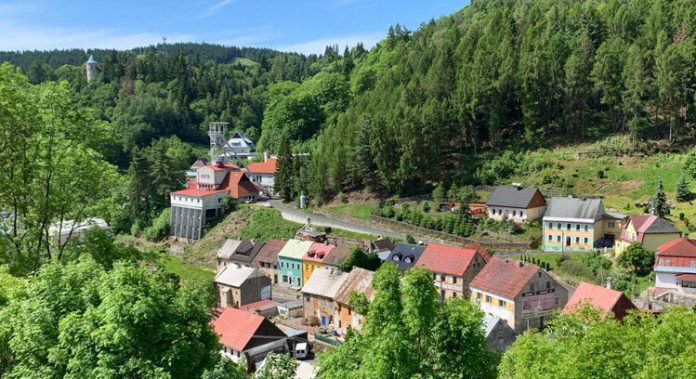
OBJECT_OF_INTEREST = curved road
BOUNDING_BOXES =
[268,200,406,240]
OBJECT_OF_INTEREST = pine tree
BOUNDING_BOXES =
[677,174,690,202]
[275,133,294,202]
[651,178,669,217]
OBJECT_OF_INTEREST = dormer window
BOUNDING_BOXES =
[404,256,413,263]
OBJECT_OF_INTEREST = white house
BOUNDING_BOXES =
[49,217,109,248]
[225,131,255,158]
[654,237,696,294]
[486,185,546,223]
[247,154,278,196]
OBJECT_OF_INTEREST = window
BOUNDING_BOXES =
[584,225,589,232]
[557,223,561,229]
[476,292,482,300]
[305,296,310,301]
[530,283,535,292]
[546,281,550,289]
[521,211,525,217]
[452,292,457,298]
[498,299,506,308]
[556,235,561,242]
[575,237,580,243]
[485,295,492,303]
[584,237,588,244]
[453,277,457,284]
[548,235,553,241]
[548,222,553,229]
[576,224,580,231]
[608,222,615,228]
[555,297,559,305]
[440,274,446,282]
[512,210,517,217]
[567,223,571,231]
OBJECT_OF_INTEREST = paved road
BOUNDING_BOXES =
[268,200,406,240]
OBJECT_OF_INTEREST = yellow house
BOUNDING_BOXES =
[615,215,681,254]
[302,242,335,284]
[543,197,624,251]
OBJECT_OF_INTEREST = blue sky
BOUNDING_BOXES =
[0,0,466,54]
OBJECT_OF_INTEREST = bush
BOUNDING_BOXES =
[597,169,605,179]
[558,260,596,281]
[421,201,432,213]
[222,197,238,213]
[144,208,171,241]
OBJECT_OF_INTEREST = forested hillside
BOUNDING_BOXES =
[0,43,320,167]
[287,0,696,199]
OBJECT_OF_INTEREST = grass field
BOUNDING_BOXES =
[159,254,215,285]
[514,252,590,270]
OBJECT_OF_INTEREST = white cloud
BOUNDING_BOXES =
[201,0,236,18]
[274,33,382,55]
[0,21,193,51]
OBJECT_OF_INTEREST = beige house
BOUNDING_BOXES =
[470,257,568,333]
[486,185,546,223]
[214,264,272,308]
[414,243,491,300]
[615,215,680,255]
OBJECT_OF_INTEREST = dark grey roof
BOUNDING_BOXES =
[544,197,605,221]
[370,239,395,252]
[386,243,425,271]
[486,186,543,208]
[645,217,680,234]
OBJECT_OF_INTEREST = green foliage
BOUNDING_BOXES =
[201,357,248,379]
[239,208,300,241]
[500,307,696,379]
[70,227,141,269]
[0,258,219,378]
[618,243,655,276]
[222,197,239,213]
[650,178,670,217]
[677,174,691,202]
[316,264,497,379]
[144,208,171,241]
[340,248,381,272]
[254,352,296,379]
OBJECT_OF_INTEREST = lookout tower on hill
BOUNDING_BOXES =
[85,55,97,82]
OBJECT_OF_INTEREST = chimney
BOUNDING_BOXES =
[264,151,268,162]
[606,276,613,290]
[518,261,524,268]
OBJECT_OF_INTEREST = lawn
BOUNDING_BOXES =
[159,254,215,285]
[513,252,590,270]
[324,203,379,220]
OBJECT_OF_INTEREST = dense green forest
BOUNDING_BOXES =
[288,0,696,199]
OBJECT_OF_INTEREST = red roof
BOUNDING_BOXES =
[171,188,227,197]
[208,162,240,171]
[676,273,696,281]
[222,171,259,198]
[464,243,492,263]
[212,307,265,351]
[657,237,696,258]
[469,257,539,299]
[247,158,277,174]
[303,243,335,263]
[563,282,627,315]
[415,244,481,276]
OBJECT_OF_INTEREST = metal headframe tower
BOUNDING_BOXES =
[208,122,229,163]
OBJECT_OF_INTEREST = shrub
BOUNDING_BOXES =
[558,260,596,281]
[144,208,171,241]
[421,201,432,213]
[597,169,605,179]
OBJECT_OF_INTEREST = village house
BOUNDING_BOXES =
[368,239,395,255]
[470,257,568,333]
[334,267,375,337]
[615,215,680,255]
[483,314,516,351]
[542,197,623,251]
[277,239,313,287]
[322,244,353,271]
[302,242,336,284]
[169,161,260,240]
[562,282,636,320]
[301,267,349,328]
[486,185,546,223]
[211,307,288,369]
[385,243,426,272]
[216,239,264,270]
[214,264,272,308]
[225,131,255,158]
[187,157,208,179]
[247,154,278,196]
[253,239,286,284]
[653,237,696,307]
[415,243,491,300]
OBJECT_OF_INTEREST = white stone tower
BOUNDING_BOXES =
[208,122,229,163]
[85,54,97,82]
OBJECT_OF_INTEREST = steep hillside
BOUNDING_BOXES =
[273,0,696,200]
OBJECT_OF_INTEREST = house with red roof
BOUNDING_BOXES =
[562,282,636,320]
[615,215,680,255]
[415,243,491,300]
[211,307,287,367]
[302,242,335,284]
[169,160,260,240]
[469,257,568,333]
[654,237,696,297]
[247,154,278,196]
